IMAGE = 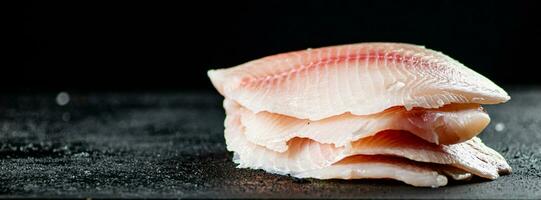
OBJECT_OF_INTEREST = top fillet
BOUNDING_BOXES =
[208,43,509,120]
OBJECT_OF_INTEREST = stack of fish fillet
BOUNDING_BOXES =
[208,43,511,187]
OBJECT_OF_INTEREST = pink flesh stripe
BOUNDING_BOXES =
[240,50,432,87]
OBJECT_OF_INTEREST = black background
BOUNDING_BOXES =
[23,0,541,92]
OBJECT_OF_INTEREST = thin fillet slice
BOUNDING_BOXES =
[238,101,489,152]
[300,157,471,182]
[295,155,448,188]
[210,43,509,120]
[346,130,511,179]
[224,100,511,181]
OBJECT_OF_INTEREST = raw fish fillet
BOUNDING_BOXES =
[296,156,472,187]
[209,43,509,120]
[225,101,446,187]
[224,100,511,183]
[211,42,511,187]
[296,155,448,187]
[239,102,489,152]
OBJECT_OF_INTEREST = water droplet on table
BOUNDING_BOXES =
[56,92,70,106]
[495,122,505,132]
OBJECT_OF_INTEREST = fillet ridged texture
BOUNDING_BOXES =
[209,43,509,120]
[224,100,511,184]
[239,102,490,152]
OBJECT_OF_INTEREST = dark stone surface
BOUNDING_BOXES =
[0,87,540,199]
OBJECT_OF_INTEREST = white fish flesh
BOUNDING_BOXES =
[224,100,510,184]
[209,43,509,120]
[238,102,490,152]
[210,42,511,187]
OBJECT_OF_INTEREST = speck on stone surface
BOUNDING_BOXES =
[55,92,70,106]
[62,112,71,122]
[495,122,506,132]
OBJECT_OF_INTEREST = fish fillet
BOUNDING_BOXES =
[239,101,490,152]
[209,43,510,120]
[297,156,472,187]
[224,100,511,182]
[225,101,446,187]
[212,42,511,187]
[296,155,448,187]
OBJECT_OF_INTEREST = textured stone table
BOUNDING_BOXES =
[1,87,540,199]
